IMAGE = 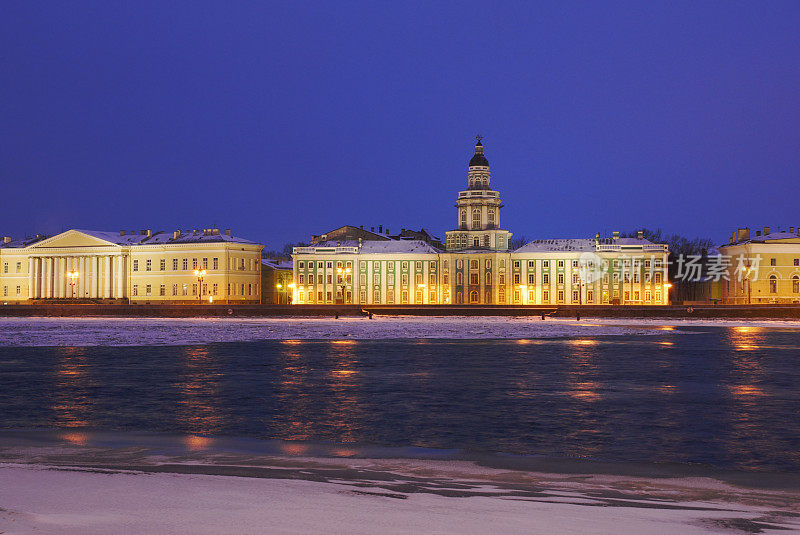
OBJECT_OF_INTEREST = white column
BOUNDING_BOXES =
[35,258,42,298]
[90,256,97,298]
[103,256,111,298]
[116,256,124,298]
[28,258,35,300]
[46,258,53,298]
[55,258,62,298]
[78,257,85,297]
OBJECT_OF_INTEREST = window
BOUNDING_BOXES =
[401,290,408,303]
[572,260,578,268]
[485,272,492,285]
[299,274,305,284]
[557,273,564,284]
[485,259,491,269]
[513,273,520,284]
[457,259,463,269]
[193,258,198,269]
[469,290,479,303]
[327,274,332,284]
[473,238,480,247]
[182,284,188,296]
[770,258,776,266]
[498,274,504,285]
[557,260,564,268]
[388,273,395,285]
[472,208,481,229]
[655,272,662,283]
[373,290,380,303]
[513,260,520,269]
[213,258,219,270]
[793,276,799,294]
[528,260,535,269]
[415,273,423,285]
[133,260,139,271]
[374,273,381,284]
[587,290,594,303]
[528,274,535,285]
[2,263,6,273]
[795,259,799,266]
[402,261,408,270]
[443,274,449,284]
[572,273,578,284]
[159,284,165,296]
[172,258,178,270]
[182,258,188,270]
[415,261,422,270]
[557,290,564,302]
[542,290,549,302]
[470,273,479,285]
[543,260,549,269]
[133,285,138,296]
[572,290,579,301]
[470,260,479,269]
[2,286,5,296]
[429,274,435,286]
[543,273,549,284]
[401,274,409,285]
[145,284,152,296]
[360,273,366,285]
[456,273,463,285]
[172,283,178,295]
[443,260,449,269]
[318,274,324,284]
[192,284,197,296]
[769,276,777,293]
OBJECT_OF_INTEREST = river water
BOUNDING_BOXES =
[0,323,798,472]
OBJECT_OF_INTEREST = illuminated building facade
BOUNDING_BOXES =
[292,139,670,305]
[720,226,800,303]
[0,228,263,303]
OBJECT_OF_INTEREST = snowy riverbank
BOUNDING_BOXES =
[1,452,798,534]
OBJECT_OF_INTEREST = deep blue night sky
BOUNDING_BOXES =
[2,1,799,249]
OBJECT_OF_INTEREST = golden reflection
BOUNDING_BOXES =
[566,381,602,402]
[658,341,674,347]
[654,326,676,331]
[323,340,363,444]
[657,384,676,395]
[280,442,310,456]
[516,339,531,345]
[177,346,224,435]
[332,448,357,457]
[728,384,765,397]
[183,435,215,451]
[729,327,765,352]
[569,339,598,347]
[281,339,303,346]
[61,431,89,446]
[274,343,314,441]
[52,347,91,428]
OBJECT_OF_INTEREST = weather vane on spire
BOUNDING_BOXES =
[476,134,483,144]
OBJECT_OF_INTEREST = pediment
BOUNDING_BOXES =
[29,230,122,249]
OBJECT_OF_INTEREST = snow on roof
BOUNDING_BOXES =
[0,235,47,249]
[262,258,293,270]
[615,237,656,246]
[78,229,260,246]
[310,240,442,254]
[513,239,596,253]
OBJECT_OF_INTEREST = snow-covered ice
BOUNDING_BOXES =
[0,315,798,346]
[0,454,798,535]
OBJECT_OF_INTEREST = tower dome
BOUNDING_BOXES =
[469,138,489,167]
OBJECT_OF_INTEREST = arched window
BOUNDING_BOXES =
[456,272,463,285]
[793,276,799,294]
[769,275,777,294]
[485,290,491,303]
[485,272,492,285]
[470,260,479,269]
[472,208,481,229]
[469,290,479,303]
[456,291,463,304]
[460,209,467,227]
[487,208,495,226]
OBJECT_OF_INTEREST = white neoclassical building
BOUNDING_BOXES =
[292,139,670,306]
[0,228,263,303]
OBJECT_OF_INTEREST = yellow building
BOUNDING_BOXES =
[291,139,670,306]
[719,226,800,304]
[0,228,263,304]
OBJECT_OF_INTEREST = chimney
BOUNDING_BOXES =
[173,230,181,239]
[212,228,219,235]
[612,231,619,240]
[131,230,136,236]
[764,226,770,236]
[225,229,231,236]
[3,236,11,244]
[120,230,126,236]
[730,232,735,244]
[358,237,363,247]
[193,229,198,235]
[737,228,750,242]
[140,229,151,237]
[790,227,795,234]
[360,225,363,229]
[756,230,761,237]
[379,225,383,233]
[370,227,375,232]
[637,230,643,240]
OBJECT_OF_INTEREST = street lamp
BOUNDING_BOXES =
[193,269,206,303]
[66,270,79,298]
[336,266,351,304]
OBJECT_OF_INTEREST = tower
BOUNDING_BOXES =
[445,137,512,251]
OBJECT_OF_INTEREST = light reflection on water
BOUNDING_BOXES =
[1,327,798,472]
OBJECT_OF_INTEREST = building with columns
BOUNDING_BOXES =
[291,139,671,306]
[0,228,263,304]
